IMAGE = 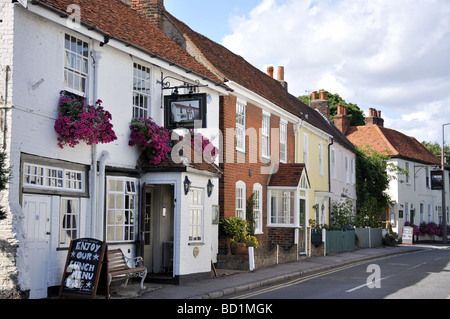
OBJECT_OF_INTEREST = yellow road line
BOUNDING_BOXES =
[231,262,364,299]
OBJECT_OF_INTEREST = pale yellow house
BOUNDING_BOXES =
[295,119,332,229]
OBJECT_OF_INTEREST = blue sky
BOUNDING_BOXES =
[164,0,450,144]
[164,0,261,43]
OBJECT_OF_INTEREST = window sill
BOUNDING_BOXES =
[188,242,205,246]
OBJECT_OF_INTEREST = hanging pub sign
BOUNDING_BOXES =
[431,170,443,190]
[164,93,207,130]
[59,238,106,299]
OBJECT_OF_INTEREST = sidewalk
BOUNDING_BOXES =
[110,243,447,299]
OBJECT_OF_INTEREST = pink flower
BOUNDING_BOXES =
[54,91,117,148]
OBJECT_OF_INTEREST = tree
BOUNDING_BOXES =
[355,145,407,227]
[421,141,450,165]
[298,90,365,126]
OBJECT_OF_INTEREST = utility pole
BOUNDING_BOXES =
[442,123,449,244]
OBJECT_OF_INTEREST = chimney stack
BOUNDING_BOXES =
[310,90,330,120]
[365,108,384,127]
[334,104,350,134]
[131,0,165,29]
[277,66,288,91]
[267,66,274,78]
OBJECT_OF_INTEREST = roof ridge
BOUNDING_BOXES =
[374,125,399,156]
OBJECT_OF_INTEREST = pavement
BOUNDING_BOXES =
[108,243,450,299]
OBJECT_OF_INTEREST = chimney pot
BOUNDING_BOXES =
[277,66,285,81]
[276,66,288,91]
[334,104,350,134]
[366,108,384,127]
[312,91,318,100]
[320,90,327,100]
[267,66,274,78]
[337,104,347,116]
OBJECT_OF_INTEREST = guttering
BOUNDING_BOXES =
[227,80,299,124]
[97,150,109,239]
[27,0,232,93]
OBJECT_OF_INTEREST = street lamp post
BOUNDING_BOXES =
[442,123,450,244]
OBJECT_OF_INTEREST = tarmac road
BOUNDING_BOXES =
[228,248,450,299]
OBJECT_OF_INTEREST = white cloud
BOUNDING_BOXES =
[222,0,450,143]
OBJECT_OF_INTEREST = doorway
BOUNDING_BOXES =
[23,194,51,299]
[140,184,174,276]
[298,198,306,255]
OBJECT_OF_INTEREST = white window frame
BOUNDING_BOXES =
[345,156,350,183]
[405,202,410,222]
[133,62,151,119]
[64,33,89,96]
[236,100,246,152]
[419,202,425,224]
[235,181,246,219]
[253,183,263,234]
[318,141,324,176]
[405,162,411,184]
[280,120,287,163]
[189,187,204,243]
[23,163,85,193]
[106,177,138,243]
[351,156,355,184]
[331,148,336,179]
[303,133,309,170]
[59,197,80,247]
[262,111,271,159]
[269,189,295,227]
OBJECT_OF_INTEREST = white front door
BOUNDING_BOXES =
[23,195,51,299]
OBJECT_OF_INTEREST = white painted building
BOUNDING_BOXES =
[346,109,450,237]
[329,141,357,210]
[0,0,228,298]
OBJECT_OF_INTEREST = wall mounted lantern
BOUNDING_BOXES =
[184,176,191,195]
[207,179,214,197]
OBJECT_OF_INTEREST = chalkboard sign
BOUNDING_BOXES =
[59,238,106,298]
[401,226,414,245]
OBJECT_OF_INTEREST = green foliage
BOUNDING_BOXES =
[355,145,407,226]
[0,151,11,220]
[421,141,450,165]
[330,192,355,229]
[220,217,248,243]
[383,224,399,246]
[298,90,365,126]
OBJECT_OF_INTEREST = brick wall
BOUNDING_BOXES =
[218,94,298,263]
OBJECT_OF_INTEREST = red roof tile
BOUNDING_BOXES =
[164,10,355,152]
[268,164,308,187]
[346,125,440,165]
[38,0,224,86]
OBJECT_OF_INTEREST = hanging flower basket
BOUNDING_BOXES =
[128,117,172,165]
[54,91,117,149]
